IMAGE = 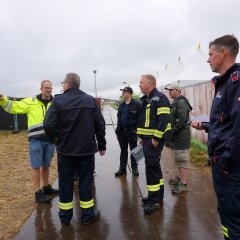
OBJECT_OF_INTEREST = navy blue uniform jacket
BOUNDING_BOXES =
[209,63,240,195]
[44,88,106,156]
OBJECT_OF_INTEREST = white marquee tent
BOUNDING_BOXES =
[158,46,216,90]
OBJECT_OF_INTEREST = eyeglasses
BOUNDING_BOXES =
[61,81,67,87]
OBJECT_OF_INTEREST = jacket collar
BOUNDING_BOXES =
[211,63,240,86]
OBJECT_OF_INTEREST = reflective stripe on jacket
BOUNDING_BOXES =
[137,88,171,141]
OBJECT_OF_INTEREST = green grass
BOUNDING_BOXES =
[110,103,118,110]
[190,138,208,164]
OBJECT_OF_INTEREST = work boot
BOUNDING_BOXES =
[168,176,180,185]
[35,189,52,204]
[141,197,149,204]
[142,197,163,205]
[42,184,59,195]
[115,170,126,177]
[172,182,188,194]
[143,202,161,214]
[81,210,100,225]
[132,169,139,176]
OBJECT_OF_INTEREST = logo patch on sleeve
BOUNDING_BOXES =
[231,71,239,82]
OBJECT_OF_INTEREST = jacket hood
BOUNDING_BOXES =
[172,95,193,111]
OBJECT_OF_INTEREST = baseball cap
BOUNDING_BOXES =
[120,87,133,94]
[164,83,181,91]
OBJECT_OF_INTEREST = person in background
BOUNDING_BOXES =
[115,87,141,177]
[0,80,58,204]
[137,74,171,214]
[192,34,240,240]
[165,83,192,193]
[44,73,106,226]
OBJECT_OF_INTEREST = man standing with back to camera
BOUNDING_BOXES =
[44,73,106,226]
[115,86,141,177]
[137,74,171,214]
[192,35,240,239]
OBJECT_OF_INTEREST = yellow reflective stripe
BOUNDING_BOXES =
[145,104,151,127]
[160,179,164,185]
[154,130,164,138]
[80,199,94,209]
[137,128,155,135]
[147,183,161,192]
[222,225,229,238]
[165,123,171,131]
[157,107,170,115]
[59,201,73,210]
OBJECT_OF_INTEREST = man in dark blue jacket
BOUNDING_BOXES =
[115,87,141,176]
[192,35,240,240]
[44,72,106,226]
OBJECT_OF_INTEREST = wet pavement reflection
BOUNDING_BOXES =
[15,106,223,240]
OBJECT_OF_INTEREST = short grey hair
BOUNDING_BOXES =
[65,73,80,88]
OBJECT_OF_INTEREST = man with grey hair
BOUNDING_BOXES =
[44,72,106,226]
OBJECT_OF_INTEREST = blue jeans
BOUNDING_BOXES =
[29,139,55,168]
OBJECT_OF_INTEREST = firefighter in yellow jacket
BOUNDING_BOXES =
[0,80,58,203]
[137,74,171,214]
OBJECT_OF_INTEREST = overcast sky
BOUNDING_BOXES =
[0,0,240,99]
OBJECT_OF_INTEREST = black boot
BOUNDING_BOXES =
[35,189,51,204]
[42,184,59,195]
[81,209,100,225]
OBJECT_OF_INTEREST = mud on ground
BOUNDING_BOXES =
[0,131,58,240]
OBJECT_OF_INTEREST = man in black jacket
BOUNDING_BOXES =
[115,87,141,176]
[44,72,106,226]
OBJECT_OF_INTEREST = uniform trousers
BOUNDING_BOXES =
[212,163,240,240]
[117,129,138,170]
[142,138,165,203]
[58,153,95,222]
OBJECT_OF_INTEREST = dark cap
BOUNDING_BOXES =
[120,87,133,94]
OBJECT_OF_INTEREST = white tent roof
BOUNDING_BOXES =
[158,46,216,89]
[158,58,185,87]
[177,47,215,86]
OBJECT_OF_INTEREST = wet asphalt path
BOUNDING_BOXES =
[15,105,222,240]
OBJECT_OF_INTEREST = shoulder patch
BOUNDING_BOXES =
[231,71,239,82]
[151,96,160,102]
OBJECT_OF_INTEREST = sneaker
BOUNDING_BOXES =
[143,202,161,214]
[35,189,52,204]
[42,184,59,195]
[81,210,100,225]
[171,182,188,194]
[115,170,126,177]
[132,169,139,176]
[168,176,180,185]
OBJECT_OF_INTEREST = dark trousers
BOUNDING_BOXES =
[117,129,138,171]
[58,153,95,222]
[142,138,165,203]
[212,164,240,239]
